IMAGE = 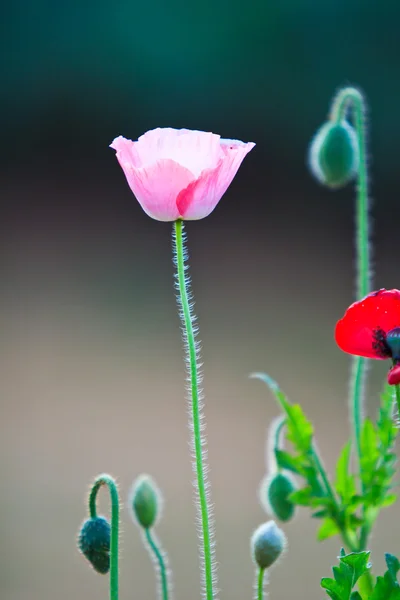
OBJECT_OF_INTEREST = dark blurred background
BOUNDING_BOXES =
[1,1,400,599]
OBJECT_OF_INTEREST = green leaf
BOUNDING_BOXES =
[250,372,313,454]
[370,574,400,600]
[285,403,314,454]
[369,553,400,600]
[289,487,314,505]
[321,551,370,600]
[385,554,400,584]
[321,579,345,600]
[274,449,306,475]
[360,419,380,483]
[357,382,399,515]
[381,494,397,507]
[311,508,329,518]
[335,440,357,505]
[350,593,362,600]
[318,518,340,541]
[340,552,371,584]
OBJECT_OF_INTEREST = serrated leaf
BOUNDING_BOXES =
[370,573,400,600]
[318,518,340,541]
[289,487,314,505]
[274,449,305,475]
[321,551,370,600]
[360,419,379,479]
[357,382,399,514]
[381,494,397,507]
[340,552,371,585]
[335,441,357,505]
[250,372,313,454]
[312,508,329,518]
[321,577,345,600]
[385,554,400,584]
[285,403,314,454]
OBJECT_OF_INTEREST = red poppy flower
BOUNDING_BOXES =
[335,288,400,385]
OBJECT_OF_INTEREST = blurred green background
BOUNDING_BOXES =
[1,1,400,599]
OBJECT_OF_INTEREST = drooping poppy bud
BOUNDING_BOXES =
[78,516,111,574]
[129,475,161,529]
[251,520,286,570]
[261,472,296,522]
[308,121,359,189]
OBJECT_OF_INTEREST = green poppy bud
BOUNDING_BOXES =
[129,474,161,529]
[251,520,286,570]
[261,472,296,522]
[308,120,359,188]
[78,516,111,574]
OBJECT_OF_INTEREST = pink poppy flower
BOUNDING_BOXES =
[110,128,255,221]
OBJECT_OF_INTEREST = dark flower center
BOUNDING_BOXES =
[372,327,392,358]
[386,327,400,361]
[373,326,400,360]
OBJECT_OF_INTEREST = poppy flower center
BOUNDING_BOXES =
[386,327,400,361]
[372,327,392,358]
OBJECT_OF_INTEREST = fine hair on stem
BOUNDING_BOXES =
[173,219,217,600]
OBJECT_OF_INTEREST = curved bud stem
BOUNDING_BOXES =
[173,219,216,600]
[272,416,286,468]
[331,87,369,300]
[144,528,170,600]
[266,415,286,473]
[330,87,371,550]
[89,474,120,600]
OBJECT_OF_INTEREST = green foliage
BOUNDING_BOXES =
[322,551,400,600]
[252,374,398,550]
[321,549,371,600]
[360,387,398,512]
[252,374,337,507]
[369,554,400,600]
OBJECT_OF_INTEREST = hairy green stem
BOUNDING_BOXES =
[257,568,265,600]
[394,383,400,417]
[144,528,169,600]
[331,87,370,300]
[89,474,120,600]
[331,87,370,551]
[173,219,215,600]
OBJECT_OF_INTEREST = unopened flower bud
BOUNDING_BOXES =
[251,520,286,569]
[261,472,296,522]
[129,475,161,529]
[308,120,359,189]
[78,516,111,574]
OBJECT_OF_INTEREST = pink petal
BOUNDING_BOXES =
[116,158,196,221]
[177,141,255,219]
[110,136,142,168]
[133,128,223,176]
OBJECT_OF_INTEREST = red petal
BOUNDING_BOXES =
[388,364,400,385]
[335,289,400,359]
